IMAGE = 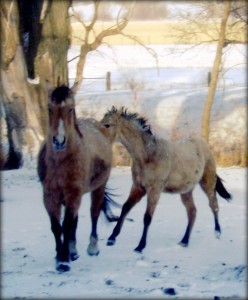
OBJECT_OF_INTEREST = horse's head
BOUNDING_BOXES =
[101,106,155,146]
[100,106,122,143]
[47,84,77,151]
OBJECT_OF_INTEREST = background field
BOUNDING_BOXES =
[71,21,247,45]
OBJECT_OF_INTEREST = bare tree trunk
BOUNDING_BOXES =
[1,0,45,169]
[0,0,71,169]
[201,1,231,141]
[40,0,71,86]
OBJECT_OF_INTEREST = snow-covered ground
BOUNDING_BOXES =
[1,166,247,299]
[1,43,246,298]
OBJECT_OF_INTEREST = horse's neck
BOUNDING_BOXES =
[119,122,154,164]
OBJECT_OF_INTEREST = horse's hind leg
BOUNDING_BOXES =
[200,171,221,238]
[87,185,106,256]
[179,190,196,247]
[134,188,161,253]
[107,184,146,246]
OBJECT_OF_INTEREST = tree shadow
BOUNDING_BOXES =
[139,87,246,166]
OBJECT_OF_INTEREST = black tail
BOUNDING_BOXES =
[216,175,232,201]
[101,190,121,222]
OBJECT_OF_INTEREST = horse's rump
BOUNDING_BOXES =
[162,138,210,193]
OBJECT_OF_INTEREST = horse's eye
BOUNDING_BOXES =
[69,108,74,113]
[104,124,110,128]
[48,108,52,113]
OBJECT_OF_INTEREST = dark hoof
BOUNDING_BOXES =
[88,250,100,256]
[178,241,188,247]
[107,239,116,246]
[56,261,70,272]
[107,216,119,222]
[215,230,221,239]
[134,247,143,253]
[70,253,80,261]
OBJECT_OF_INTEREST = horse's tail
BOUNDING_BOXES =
[215,175,232,201]
[101,190,121,222]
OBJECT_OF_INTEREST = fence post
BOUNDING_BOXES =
[208,72,211,86]
[106,72,111,91]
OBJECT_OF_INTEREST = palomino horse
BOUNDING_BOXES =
[100,106,231,253]
[37,85,118,272]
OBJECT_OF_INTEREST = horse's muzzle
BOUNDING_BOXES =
[53,136,66,151]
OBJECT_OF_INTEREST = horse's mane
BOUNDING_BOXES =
[106,106,156,142]
[51,85,72,104]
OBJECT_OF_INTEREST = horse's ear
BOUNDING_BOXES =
[46,80,54,99]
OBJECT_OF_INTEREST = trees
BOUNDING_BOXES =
[69,0,157,92]
[1,0,152,169]
[1,0,46,169]
[126,1,168,20]
[167,1,247,142]
[201,1,232,141]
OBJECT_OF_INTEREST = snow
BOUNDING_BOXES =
[68,44,246,92]
[1,40,247,299]
[1,166,247,298]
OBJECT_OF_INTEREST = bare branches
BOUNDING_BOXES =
[70,0,158,92]
[90,17,128,50]
[86,0,100,31]
[120,32,159,69]
[167,1,247,47]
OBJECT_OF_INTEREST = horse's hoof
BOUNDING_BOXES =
[87,236,100,256]
[56,261,70,272]
[87,249,100,256]
[70,253,80,261]
[134,247,142,253]
[107,216,119,222]
[215,230,221,239]
[178,241,188,247]
[107,239,116,246]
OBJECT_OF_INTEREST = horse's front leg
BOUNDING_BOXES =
[107,185,146,246]
[87,185,106,256]
[44,195,65,271]
[56,193,81,272]
[68,214,80,261]
[50,215,63,264]
[63,210,80,262]
[134,188,161,253]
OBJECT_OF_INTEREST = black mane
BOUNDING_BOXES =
[51,85,72,104]
[107,106,155,141]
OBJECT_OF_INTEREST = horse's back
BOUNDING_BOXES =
[77,118,112,160]
[163,137,214,193]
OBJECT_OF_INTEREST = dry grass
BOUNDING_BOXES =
[71,21,247,45]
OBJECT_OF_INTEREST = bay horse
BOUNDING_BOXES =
[37,84,119,272]
[100,106,232,253]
